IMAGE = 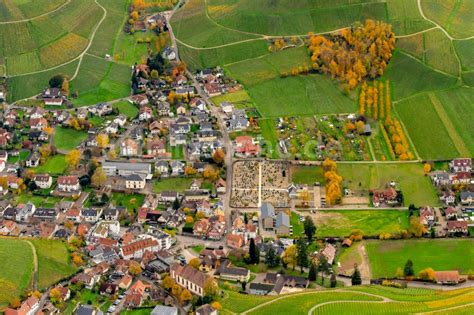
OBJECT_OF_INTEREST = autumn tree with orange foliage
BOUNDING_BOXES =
[308,20,395,89]
[322,158,343,205]
[359,82,366,115]
[373,82,378,120]
[378,81,384,120]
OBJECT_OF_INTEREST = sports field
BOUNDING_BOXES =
[365,239,474,278]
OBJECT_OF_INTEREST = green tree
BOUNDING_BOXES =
[303,216,316,241]
[351,265,362,285]
[265,247,279,268]
[330,273,337,287]
[404,259,414,277]
[296,238,308,273]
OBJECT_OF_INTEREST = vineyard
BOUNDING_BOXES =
[220,286,474,315]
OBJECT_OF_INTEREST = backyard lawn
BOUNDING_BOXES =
[54,127,88,152]
[110,193,145,213]
[35,155,68,174]
[365,239,474,278]
[291,165,325,185]
[153,177,194,193]
[113,101,139,119]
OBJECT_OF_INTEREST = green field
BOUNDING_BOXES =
[386,0,435,35]
[365,239,474,278]
[110,193,145,213]
[0,238,34,307]
[396,88,474,160]
[0,238,77,308]
[0,0,67,22]
[152,177,194,193]
[207,0,387,36]
[314,210,410,238]
[291,165,325,185]
[337,163,439,206]
[30,239,78,289]
[113,101,139,119]
[35,154,68,174]
[421,0,474,39]
[54,127,88,151]
[4,0,132,103]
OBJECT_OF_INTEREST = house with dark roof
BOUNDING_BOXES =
[170,263,211,297]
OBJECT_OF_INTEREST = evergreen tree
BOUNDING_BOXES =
[303,216,316,241]
[249,238,259,264]
[296,238,309,273]
[244,213,248,224]
[173,197,181,210]
[330,273,337,288]
[351,265,362,285]
[404,260,414,277]
[265,247,279,268]
[308,264,317,281]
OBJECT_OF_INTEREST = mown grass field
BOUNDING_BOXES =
[53,127,88,151]
[337,163,439,206]
[314,210,410,238]
[365,239,474,278]
[110,193,145,213]
[0,238,34,308]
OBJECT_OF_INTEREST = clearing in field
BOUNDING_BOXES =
[365,239,474,278]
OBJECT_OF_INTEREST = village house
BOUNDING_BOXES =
[434,271,461,285]
[216,260,250,282]
[121,237,160,260]
[450,158,472,173]
[114,114,128,128]
[125,174,146,190]
[147,138,166,156]
[176,86,195,97]
[121,138,139,156]
[131,94,149,106]
[234,136,260,157]
[371,187,400,207]
[57,176,81,192]
[446,221,468,235]
[15,202,36,222]
[155,160,170,175]
[65,208,81,222]
[32,208,59,222]
[4,295,39,315]
[102,161,152,178]
[25,151,40,168]
[105,122,119,134]
[30,117,48,131]
[420,206,435,227]
[81,208,103,223]
[460,191,474,205]
[440,190,456,205]
[92,103,113,116]
[139,106,153,121]
[445,207,458,220]
[157,101,171,117]
[159,191,178,204]
[170,263,210,297]
[0,220,17,236]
